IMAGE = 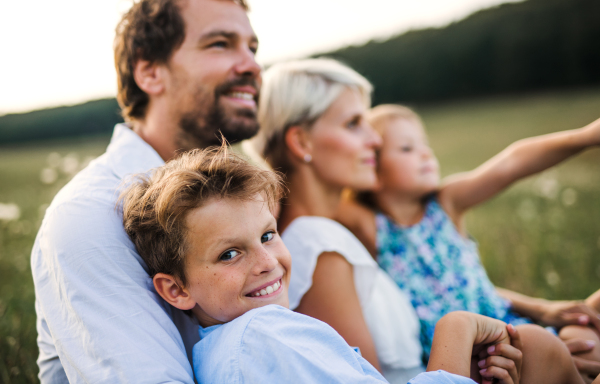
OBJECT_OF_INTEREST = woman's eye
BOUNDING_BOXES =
[219,249,241,261]
[261,231,275,243]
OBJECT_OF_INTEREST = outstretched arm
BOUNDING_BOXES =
[439,118,600,225]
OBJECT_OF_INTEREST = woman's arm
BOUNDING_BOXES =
[439,118,600,225]
[294,252,381,371]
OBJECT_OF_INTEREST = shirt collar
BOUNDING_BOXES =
[107,123,165,180]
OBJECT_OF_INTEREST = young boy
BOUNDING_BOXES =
[120,147,526,384]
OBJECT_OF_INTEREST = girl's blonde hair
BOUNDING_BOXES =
[367,104,423,135]
[253,58,373,175]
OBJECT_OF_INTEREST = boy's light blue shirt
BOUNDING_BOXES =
[193,305,475,384]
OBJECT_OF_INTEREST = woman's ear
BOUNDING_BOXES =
[153,273,195,311]
[133,59,166,96]
[285,126,313,163]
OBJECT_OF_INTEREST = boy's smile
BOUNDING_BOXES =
[173,195,291,328]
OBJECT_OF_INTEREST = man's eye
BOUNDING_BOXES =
[209,41,227,49]
[219,249,240,261]
[261,231,275,243]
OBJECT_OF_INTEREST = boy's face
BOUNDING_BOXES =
[182,196,291,327]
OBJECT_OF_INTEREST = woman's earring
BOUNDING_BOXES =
[303,154,312,163]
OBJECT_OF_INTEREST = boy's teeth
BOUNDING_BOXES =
[229,91,253,100]
[252,280,280,297]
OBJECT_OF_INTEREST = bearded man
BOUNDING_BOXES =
[31,1,260,382]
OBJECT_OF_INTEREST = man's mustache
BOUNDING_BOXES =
[214,77,260,101]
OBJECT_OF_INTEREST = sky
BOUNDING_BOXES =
[0,0,522,116]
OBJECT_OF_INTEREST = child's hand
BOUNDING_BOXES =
[477,324,523,384]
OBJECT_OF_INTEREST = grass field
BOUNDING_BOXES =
[1,89,599,383]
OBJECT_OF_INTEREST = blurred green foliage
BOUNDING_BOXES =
[323,0,600,104]
[1,89,599,382]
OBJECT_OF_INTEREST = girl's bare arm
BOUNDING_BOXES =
[438,118,600,226]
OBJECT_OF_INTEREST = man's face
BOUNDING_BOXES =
[164,0,261,148]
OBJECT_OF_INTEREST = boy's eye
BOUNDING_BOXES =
[261,231,275,243]
[219,249,241,261]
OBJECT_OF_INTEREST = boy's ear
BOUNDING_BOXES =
[153,273,195,311]
[133,58,166,96]
[285,126,313,163]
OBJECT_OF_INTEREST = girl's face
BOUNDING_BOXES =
[377,117,440,198]
[306,87,382,191]
[182,196,291,328]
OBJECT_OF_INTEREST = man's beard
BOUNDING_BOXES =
[178,77,260,149]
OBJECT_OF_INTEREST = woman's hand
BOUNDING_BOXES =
[477,325,523,384]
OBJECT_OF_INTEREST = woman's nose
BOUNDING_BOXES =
[364,123,383,149]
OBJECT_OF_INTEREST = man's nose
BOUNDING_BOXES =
[234,46,261,78]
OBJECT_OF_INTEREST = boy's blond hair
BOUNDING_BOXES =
[120,146,283,286]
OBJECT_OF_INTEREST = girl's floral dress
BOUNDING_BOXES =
[376,198,530,359]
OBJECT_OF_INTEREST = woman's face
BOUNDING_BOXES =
[306,88,382,190]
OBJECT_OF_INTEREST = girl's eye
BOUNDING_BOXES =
[261,231,275,243]
[401,146,413,152]
[219,249,241,261]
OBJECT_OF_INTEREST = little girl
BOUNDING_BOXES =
[336,104,600,364]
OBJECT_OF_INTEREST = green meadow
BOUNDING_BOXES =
[1,89,599,383]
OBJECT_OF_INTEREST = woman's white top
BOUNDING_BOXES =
[283,216,425,384]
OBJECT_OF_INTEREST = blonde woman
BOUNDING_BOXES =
[252,58,428,383]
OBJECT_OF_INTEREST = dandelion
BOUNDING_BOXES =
[561,188,577,207]
[40,168,58,184]
[0,203,20,221]
[61,154,79,175]
[47,152,61,168]
[545,270,561,287]
[535,177,559,199]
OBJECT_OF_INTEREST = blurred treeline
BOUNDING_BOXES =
[322,0,600,105]
[1,0,599,145]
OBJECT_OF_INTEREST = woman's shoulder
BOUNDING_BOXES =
[336,199,378,256]
[282,215,375,267]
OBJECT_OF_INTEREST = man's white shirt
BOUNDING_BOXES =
[31,124,199,383]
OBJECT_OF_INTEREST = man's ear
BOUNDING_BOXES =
[133,59,166,96]
[284,126,313,163]
[153,273,195,311]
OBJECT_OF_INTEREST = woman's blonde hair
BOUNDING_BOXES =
[253,58,373,175]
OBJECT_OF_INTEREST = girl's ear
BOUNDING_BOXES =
[133,59,166,96]
[285,125,313,163]
[153,273,195,311]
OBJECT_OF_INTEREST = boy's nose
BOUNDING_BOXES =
[253,247,278,275]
